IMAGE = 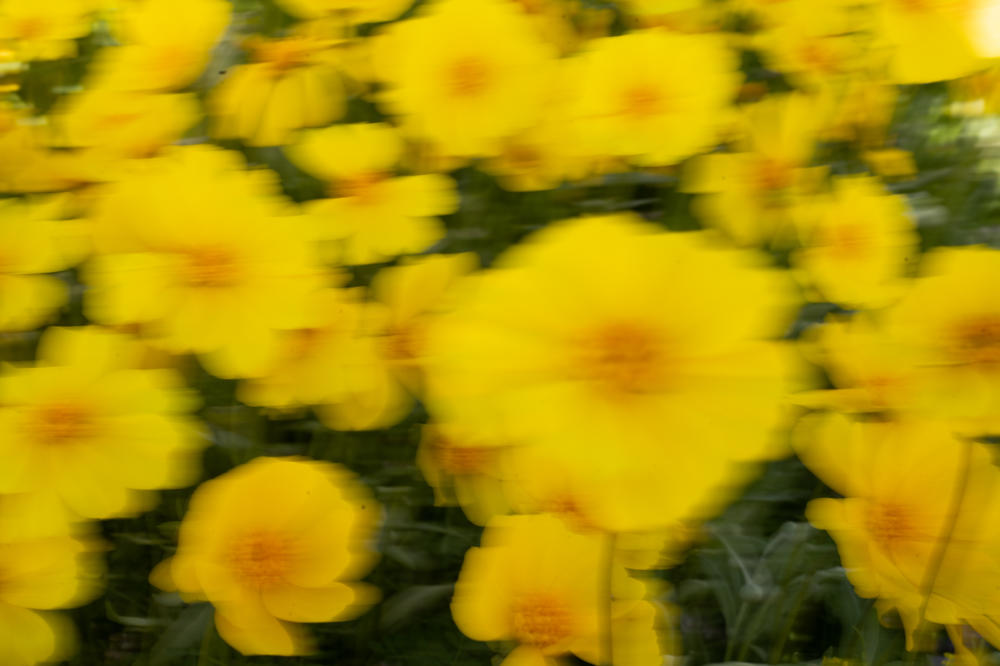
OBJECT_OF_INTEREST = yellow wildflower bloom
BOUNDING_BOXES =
[84,146,330,378]
[0,0,93,61]
[882,246,1000,434]
[0,497,104,666]
[238,288,410,432]
[798,413,1000,649]
[0,326,204,519]
[274,0,411,23]
[88,0,230,92]
[0,196,88,332]
[566,28,739,167]
[452,513,673,666]
[151,456,380,656]
[0,109,78,193]
[288,123,457,264]
[684,93,825,246]
[51,88,200,173]
[211,29,346,147]
[875,0,987,84]
[426,214,804,532]
[416,422,510,526]
[795,313,917,414]
[792,176,918,309]
[371,0,555,159]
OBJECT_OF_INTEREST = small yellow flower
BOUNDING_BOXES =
[87,0,231,92]
[684,93,826,246]
[151,456,380,656]
[452,513,673,666]
[792,175,918,309]
[84,146,331,378]
[288,123,458,264]
[0,196,88,332]
[0,497,105,666]
[371,0,556,159]
[210,28,346,147]
[797,412,1000,649]
[882,246,1000,434]
[566,28,740,167]
[0,326,204,519]
[0,0,94,61]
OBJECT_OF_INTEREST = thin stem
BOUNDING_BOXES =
[601,531,618,666]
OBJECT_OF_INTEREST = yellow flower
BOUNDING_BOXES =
[0,108,78,193]
[416,422,511,526]
[0,497,105,666]
[237,287,411,431]
[795,313,917,414]
[84,146,331,379]
[273,0,411,23]
[426,214,805,532]
[371,0,555,159]
[792,176,918,309]
[0,196,88,332]
[151,456,380,656]
[566,28,739,167]
[875,0,987,84]
[0,326,204,519]
[881,246,1000,434]
[87,0,230,92]
[51,88,200,171]
[683,93,826,246]
[797,412,1000,649]
[0,0,94,61]
[369,251,478,394]
[753,0,871,90]
[210,29,346,147]
[288,123,458,264]
[452,513,673,666]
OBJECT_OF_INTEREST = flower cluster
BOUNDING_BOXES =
[1,0,1000,663]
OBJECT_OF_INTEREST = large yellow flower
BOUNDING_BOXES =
[371,0,555,159]
[210,29,346,147]
[797,412,1000,649]
[0,326,204,520]
[151,456,380,656]
[566,28,739,167]
[792,175,918,309]
[288,123,458,264]
[452,513,675,666]
[426,214,804,532]
[84,146,331,378]
[0,496,104,666]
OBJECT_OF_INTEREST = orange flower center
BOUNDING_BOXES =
[448,55,492,98]
[951,315,1000,364]
[31,402,98,446]
[824,222,870,260]
[574,321,668,396]
[383,321,425,363]
[16,16,48,40]
[752,157,794,192]
[511,593,575,647]
[228,531,294,589]
[181,246,241,288]
[332,172,388,204]
[435,443,494,475]
[866,502,916,549]
[621,83,665,119]
[504,143,544,171]
[254,38,316,74]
